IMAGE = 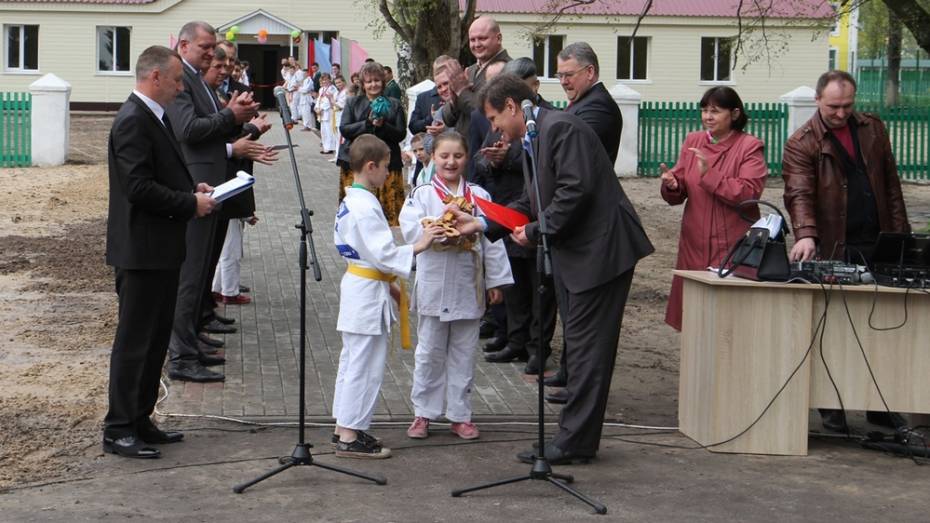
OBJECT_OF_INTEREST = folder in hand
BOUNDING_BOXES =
[210,171,254,202]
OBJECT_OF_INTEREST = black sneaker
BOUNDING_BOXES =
[335,437,391,459]
[331,430,382,447]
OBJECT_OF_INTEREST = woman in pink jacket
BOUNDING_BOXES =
[660,86,768,331]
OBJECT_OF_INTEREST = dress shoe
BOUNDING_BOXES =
[819,408,848,433]
[197,340,219,355]
[199,353,226,366]
[239,285,250,294]
[168,361,225,382]
[138,427,184,444]
[482,336,508,353]
[517,444,593,465]
[545,389,570,405]
[214,312,236,325]
[866,410,908,429]
[485,346,529,363]
[543,371,567,388]
[198,332,225,348]
[203,318,236,334]
[523,353,550,375]
[103,435,160,459]
[221,293,252,305]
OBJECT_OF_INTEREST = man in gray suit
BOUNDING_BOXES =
[165,21,258,382]
[455,74,653,464]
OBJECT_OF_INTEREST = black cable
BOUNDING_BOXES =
[815,280,853,439]
[867,282,911,331]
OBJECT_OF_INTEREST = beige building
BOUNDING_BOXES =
[0,0,833,107]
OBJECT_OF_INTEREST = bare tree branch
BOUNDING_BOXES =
[378,0,412,43]
[883,0,930,55]
[629,0,654,39]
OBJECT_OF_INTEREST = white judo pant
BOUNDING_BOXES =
[320,112,339,152]
[332,331,389,430]
[212,219,244,297]
[410,316,479,422]
[290,92,302,122]
[300,101,317,130]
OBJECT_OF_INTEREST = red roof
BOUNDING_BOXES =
[470,0,834,19]
[0,0,156,3]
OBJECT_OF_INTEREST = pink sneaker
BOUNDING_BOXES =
[407,416,430,439]
[450,421,480,440]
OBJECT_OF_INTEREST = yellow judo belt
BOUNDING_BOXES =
[346,263,411,350]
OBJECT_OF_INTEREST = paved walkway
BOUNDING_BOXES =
[162,117,557,421]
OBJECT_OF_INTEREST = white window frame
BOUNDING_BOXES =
[4,24,40,74]
[699,37,734,84]
[534,34,565,81]
[96,26,132,76]
[616,36,649,82]
[830,2,842,37]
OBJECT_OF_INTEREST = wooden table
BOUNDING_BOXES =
[675,270,930,456]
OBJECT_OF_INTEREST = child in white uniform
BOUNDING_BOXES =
[399,131,513,440]
[315,73,340,153]
[332,135,444,458]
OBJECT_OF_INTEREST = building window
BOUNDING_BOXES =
[700,37,732,82]
[617,36,648,80]
[97,26,131,73]
[828,48,838,70]
[4,24,39,72]
[533,35,564,79]
[308,31,339,44]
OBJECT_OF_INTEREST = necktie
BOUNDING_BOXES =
[161,113,174,136]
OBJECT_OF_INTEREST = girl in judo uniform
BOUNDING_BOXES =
[399,131,514,440]
[332,135,445,458]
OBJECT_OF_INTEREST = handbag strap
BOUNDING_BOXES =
[718,228,768,278]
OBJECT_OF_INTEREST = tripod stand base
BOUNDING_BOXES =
[451,458,607,515]
[233,443,387,493]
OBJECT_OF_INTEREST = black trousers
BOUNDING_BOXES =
[169,213,218,362]
[104,268,180,438]
[504,256,556,354]
[550,269,634,455]
[200,217,230,324]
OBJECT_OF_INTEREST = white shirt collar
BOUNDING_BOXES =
[181,57,200,75]
[132,89,165,124]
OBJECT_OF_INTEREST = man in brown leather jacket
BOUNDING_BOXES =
[782,70,910,432]
[783,70,909,263]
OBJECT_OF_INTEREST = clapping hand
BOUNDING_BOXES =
[480,140,508,167]
[688,148,708,176]
[249,114,272,135]
[229,91,260,123]
[659,163,678,190]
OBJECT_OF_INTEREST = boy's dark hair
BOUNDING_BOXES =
[349,135,390,172]
[699,86,749,131]
[478,73,535,113]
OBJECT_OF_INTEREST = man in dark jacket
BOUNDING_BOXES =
[557,42,622,164]
[782,70,910,433]
[104,45,217,459]
[458,74,653,464]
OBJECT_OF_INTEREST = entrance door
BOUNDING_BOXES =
[237,43,290,109]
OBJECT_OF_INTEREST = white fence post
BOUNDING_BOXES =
[610,83,641,177]
[780,86,817,137]
[29,73,71,167]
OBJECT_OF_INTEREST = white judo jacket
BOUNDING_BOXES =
[399,181,513,322]
[334,188,415,335]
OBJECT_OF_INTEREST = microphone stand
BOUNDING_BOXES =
[450,120,607,515]
[233,101,386,493]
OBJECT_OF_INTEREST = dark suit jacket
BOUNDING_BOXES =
[488,108,653,293]
[409,87,442,135]
[166,64,240,185]
[106,94,197,270]
[566,82,622,165]
[338,95,407,171]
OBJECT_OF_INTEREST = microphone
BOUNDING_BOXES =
[273,86,294,128]
[521,99,537,138]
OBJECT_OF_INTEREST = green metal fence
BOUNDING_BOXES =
[859,103,930,181]
[1,92,31,167]
[550,100,569,109]
[639,101,788,177]
[857,66,930,106]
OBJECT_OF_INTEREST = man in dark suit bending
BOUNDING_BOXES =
[104,45,217,458]
[453,74,653,464]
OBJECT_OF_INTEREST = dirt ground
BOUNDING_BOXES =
[2,113,930,503]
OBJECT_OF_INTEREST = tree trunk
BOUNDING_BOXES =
[883,0,930,56]
[886,11,903,106]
